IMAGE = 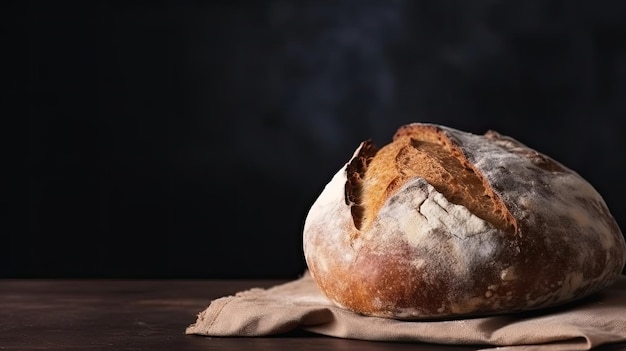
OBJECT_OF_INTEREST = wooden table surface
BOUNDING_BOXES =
[1,279,624,351]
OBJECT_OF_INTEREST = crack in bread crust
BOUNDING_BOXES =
[359,124,516,233]
[344,140,378,232]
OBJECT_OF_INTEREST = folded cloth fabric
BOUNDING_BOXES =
[186,272,626,351]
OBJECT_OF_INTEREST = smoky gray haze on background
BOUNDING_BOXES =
[23,1,626,278]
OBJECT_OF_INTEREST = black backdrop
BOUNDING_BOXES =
[21,1,626,279]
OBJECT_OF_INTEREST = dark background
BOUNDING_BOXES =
[21,1,626,279]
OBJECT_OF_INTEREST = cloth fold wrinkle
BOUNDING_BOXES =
[186,272,626,351]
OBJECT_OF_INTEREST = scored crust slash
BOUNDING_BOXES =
[302,122,626,320]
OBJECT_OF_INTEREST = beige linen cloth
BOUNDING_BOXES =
[186,272,626,350]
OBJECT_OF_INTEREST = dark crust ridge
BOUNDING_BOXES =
[345,140,379,230]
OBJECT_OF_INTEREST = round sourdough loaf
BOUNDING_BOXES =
[302,122,626,319]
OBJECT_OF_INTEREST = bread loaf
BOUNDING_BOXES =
[302,122,626,319]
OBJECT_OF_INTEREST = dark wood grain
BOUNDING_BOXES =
[0,279,624,351]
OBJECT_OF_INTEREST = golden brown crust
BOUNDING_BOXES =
[303,122,626,320]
